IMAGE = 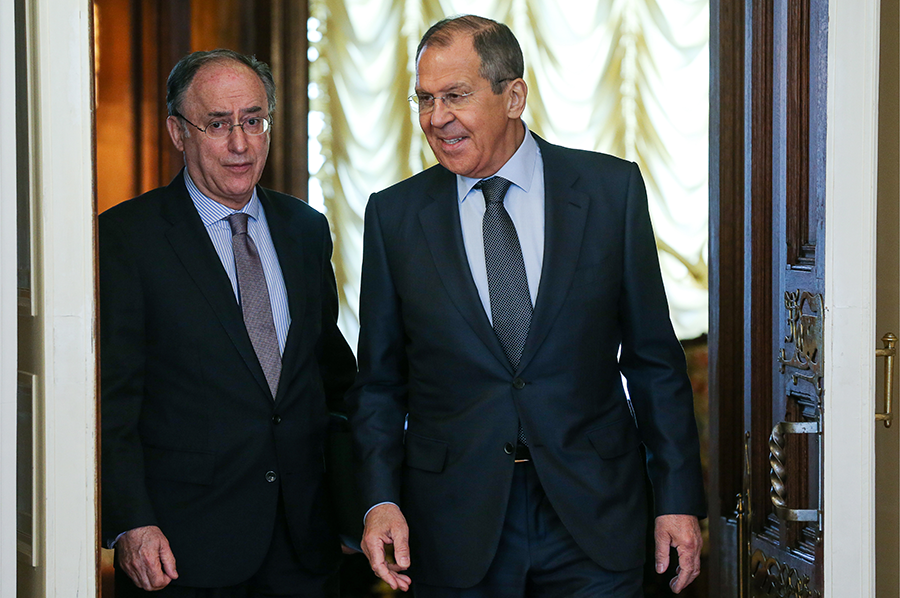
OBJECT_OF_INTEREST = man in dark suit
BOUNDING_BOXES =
[100,49,356,597]
[347,16,705,597]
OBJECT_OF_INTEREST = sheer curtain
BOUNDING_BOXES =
[308,0,709,348]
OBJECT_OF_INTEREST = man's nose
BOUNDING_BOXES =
[227,125,249,152]
[429,100,454,127]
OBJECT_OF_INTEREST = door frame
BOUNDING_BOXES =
[1,0,19,593]
[824,0,881,594]
[1,0,97,594]
[710,0,879,594]
[0,0,885,595]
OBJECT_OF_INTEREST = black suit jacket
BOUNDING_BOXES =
[100,171,356,587]
[347,135,705,588]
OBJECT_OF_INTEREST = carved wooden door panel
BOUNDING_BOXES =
[709,1,827,596]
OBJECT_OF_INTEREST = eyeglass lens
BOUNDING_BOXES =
[205,117,269,138]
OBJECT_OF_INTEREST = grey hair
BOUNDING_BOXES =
[416,15,524,94]
[166,49,276,117]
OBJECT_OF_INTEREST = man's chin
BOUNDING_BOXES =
[431,153,475,178]
[210,183,257,208]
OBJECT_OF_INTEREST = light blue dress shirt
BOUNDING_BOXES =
[457,126,545,322]
[185,171,291,354]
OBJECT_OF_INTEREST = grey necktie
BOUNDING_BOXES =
[227,213,281,398]
[478,177,531,445]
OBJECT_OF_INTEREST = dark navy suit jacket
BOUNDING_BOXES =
[347,135,705,588]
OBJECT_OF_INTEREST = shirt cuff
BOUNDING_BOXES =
[108,530,128,549]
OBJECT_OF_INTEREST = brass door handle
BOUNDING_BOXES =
[769,420,820,522]
[876,332,897,428]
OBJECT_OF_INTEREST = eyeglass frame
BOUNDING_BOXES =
[171,110,272,139]
[408,78,515,114]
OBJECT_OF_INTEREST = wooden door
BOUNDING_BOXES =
[709,1,827,596]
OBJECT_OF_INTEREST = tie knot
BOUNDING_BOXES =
[227,212,249,236]
[476,177,512,205]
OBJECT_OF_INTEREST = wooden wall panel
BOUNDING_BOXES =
[94,0,136,212]
[95,0,308,213]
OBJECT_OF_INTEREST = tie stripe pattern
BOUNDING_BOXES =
[227,213,282,398]
[479,177,531,446]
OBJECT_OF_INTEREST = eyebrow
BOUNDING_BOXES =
[205,106,264,118]
[415,83,470,95]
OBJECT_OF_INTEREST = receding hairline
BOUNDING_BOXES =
[182,60,268,109]
[189,58,264,87]
[166,49,277,117]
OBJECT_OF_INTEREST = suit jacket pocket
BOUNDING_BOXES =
[404,432,448,473]
[587,419,642,459]
[144,445,215,485]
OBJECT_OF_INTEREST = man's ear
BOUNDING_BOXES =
[166,116,186,152]
[506,78,528,119]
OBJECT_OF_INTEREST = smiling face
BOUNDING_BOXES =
[415,33,526,179]
[166,60,270,210]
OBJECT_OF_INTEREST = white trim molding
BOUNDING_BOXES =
[12,0,97,594]
[825,0,881,595]
[32,0,97,593]
[1,0,20,593]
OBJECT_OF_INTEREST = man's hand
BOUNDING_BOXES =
[115,525,178,591]
[654,514,702,594]
[361,504,412,592]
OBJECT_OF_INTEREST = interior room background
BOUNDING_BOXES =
[93,1,710,596]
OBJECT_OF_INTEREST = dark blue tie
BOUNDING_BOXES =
[478,177,532,368]
[478,177,531,445]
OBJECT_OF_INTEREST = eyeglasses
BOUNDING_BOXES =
[408,80,513,114]
[172,110,271,139]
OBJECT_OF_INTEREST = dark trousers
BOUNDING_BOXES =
[414,461,644,598]
[114,496,339,598]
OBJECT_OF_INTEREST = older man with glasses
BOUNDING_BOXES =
[348,15,706,598]
[100,49,356,597]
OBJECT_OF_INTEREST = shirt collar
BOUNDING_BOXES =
[184,168,261,227]
[457,122,539,203]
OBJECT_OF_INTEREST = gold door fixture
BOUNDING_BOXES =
[875,332,897,428]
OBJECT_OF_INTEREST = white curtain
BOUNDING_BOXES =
[308,0,709,348]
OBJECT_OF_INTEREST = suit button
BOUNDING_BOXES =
[512,378,525,390]
[265,471,277,483]
[272,414,282,424]
[504,442,514,455]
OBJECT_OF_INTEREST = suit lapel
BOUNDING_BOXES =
[517,138,590,373]
[260,188,311,401]
[160,171,271,396]
[418,169,512,371]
